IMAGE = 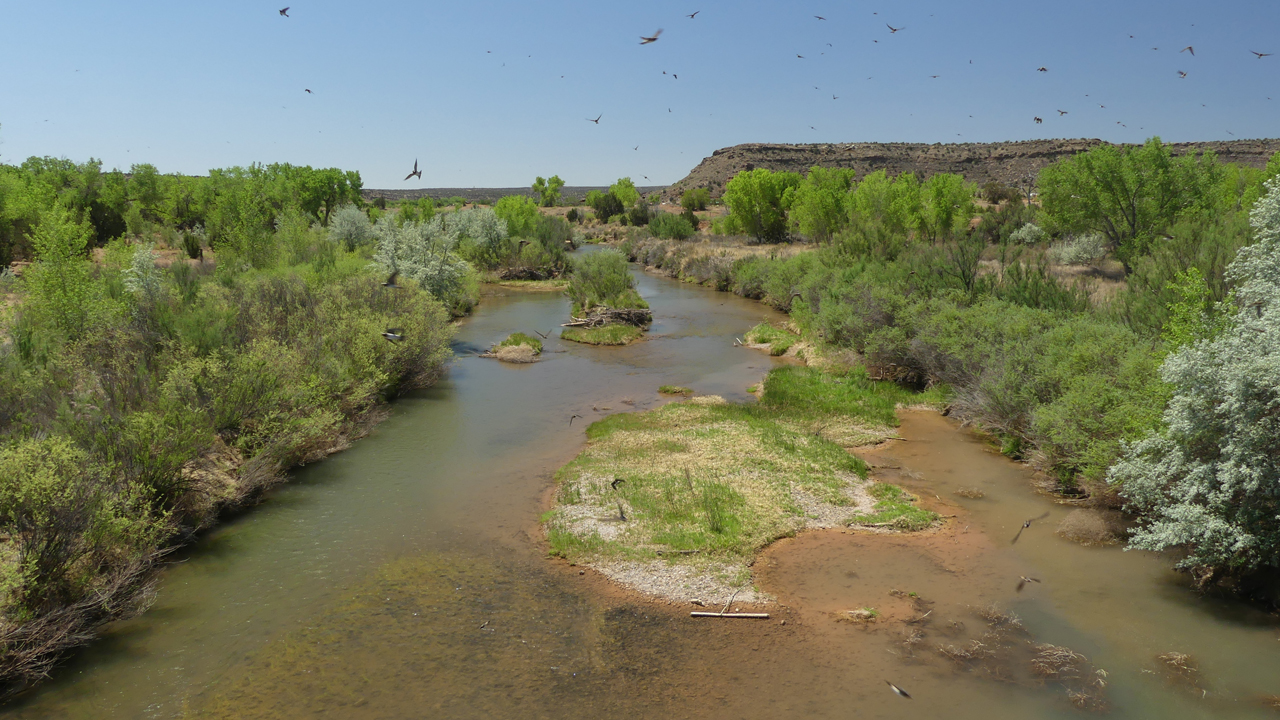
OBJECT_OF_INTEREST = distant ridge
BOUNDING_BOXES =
[663,138,1280,200]
[362,186,668,204]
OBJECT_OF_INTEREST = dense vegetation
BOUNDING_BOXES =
[0,157,456,694]
[624,138,1280,589]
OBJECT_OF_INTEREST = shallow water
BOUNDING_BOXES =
[5,263,1279,719]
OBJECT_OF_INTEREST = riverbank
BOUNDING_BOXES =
[543,365,947,605]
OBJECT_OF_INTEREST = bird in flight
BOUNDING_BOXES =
[404,159,422,181]
[279,6,289,16]
[885,681,911,699]
[381,270,400,289]
[640,29,663,44]
[1037,66,1048,72]
[382,328,404,343]
[797,54,805,59]
[1011,511,1051,544]
[587,114,602,124]
[1034,116,1043,124]
[1181,46,1195,55]
[814,15,826,20]
[687,11,699,18]
[886,24,903,33]
[1252,50,1273,58]
[1016,576,1042,593]
[1057,109,1069,115]
[569,414,584,426]
[930,74,940,78]
[1178,70,1188,78]
[833,94,839,100]
[611,478,627,490]
[304,88,312,94]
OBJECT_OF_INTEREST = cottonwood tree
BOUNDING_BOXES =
[1109,177,1280,585]
[723,168,802,243]
[1038,138,1226,272]
[610,177,640,209]
[786,166,855,243]
[531,175,565,207]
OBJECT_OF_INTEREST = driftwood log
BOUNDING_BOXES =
[562,307,653,328]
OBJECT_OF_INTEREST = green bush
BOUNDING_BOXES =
[648,211,694,240]
[585,190,624,224]
[681,188,710,212]
[566,249,645,312]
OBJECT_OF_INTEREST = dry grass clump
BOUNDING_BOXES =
[938,639,998,665]
[953,487,986,499]
[1030,644,1086,679]
[836,608,878,623]
[1155,651,1203,688]
[1258,694,1280,711]
[496,345,538,363]
[976,604,1023,630]
[1056,509,1126,546]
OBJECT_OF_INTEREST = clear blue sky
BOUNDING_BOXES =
[1,0,1276,188]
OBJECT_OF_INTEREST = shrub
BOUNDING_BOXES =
[627,202,651,227]
[585,190,624,224]
[649,212,695,240]
[372,215,478,315]
[1048,233,1108,265]
[566,249,644,311]
[328,204,374,251]
[681,188,710,212]
[494,195,540,239]
[1010,222,1047,245]
[566,208,580,224]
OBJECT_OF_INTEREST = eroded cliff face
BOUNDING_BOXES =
[663,138,1280,199]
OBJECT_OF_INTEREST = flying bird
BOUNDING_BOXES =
[639,29,663,44]
[304,88,312,94]
[1037,66,1048,72]
[930,75,940,78]
[1178,70,1187,78]
[797,54,805,59]
[611,478,626,490]
[569,414,584,426]
[885,681,912,699]
[533,329,550,339]
[687,11,699,19]
[1016,576,1042,593]
[404,159,422,181]
[1181,46,1194,55]
[1011,511,1051,544]
[886,24,903,33]
[833,94,839,99]
[1057,109,1069,115]
[814,15,826,20]
[1252,51,1273,58]
[279,6,289,16]
[381,270,400,289]
[382,328,404,343]
[1034,116,1043,124]
[587,114,602,124]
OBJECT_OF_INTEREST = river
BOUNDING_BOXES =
[5,258,1278,719]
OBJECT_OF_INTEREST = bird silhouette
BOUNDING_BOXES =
[687,11,699,19]
[1181,46,1195,55]
[1178,70,1187,78]
[382,328,404,343]
[814,15,826,20]
[639,29,663,44]
[569,414,584,426]
[279,7,289,16]
[1016,576,1042,592]
[797,54,805,59]
[587,114,602,124]
[304,88,312,94]
[533,329,550,339]
[833,94,839,100]
[1011,512,1051,544]
[885,681,912,699]
[1057,109,1069,115]
[404,160,422,182]
[1034,116,1043,124]
[1037,66,1048,72]
[886,24,903,33]
[1252,51,1273,58]
[382,270,400,289]
[611,478,627,490]
[930,75,940,78]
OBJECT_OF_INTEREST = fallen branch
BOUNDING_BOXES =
[690,612,771,619]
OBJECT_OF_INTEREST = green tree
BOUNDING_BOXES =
[585,190,624,222]
[786,166,855,243]
[722,168,802,243]
[532,175,565,207]
[25,205,100,338]
[610,177,640,209]
[844,170,921,236]
[917,173,977,242]
[494,195,540,238]
[1038,138,1227,271]
[681,188,710,212]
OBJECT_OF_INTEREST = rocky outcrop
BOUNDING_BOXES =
[663,138,1280,200]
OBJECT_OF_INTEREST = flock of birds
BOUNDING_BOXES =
[269,6,1275,183]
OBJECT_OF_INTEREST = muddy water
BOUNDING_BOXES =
[6,265,1280,719]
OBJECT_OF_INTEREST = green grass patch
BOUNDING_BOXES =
[658,385,694,396]
[745,322,798,356]
[847,482,938,531]
[497,332,543,354]
[546,366,941,567]
[561,324,644,346]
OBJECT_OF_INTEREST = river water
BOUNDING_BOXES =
[5,260,1279,719]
